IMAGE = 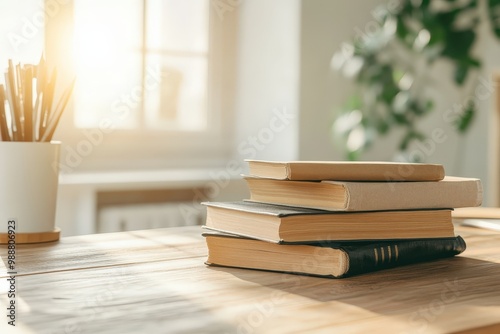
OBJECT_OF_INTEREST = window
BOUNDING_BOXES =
[51,0,236,171]
[73,0,209,131]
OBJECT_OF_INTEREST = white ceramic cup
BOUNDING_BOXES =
[0,141,60,233]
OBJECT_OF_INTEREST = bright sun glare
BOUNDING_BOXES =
[74,22,118,72]
[71,1,141,128]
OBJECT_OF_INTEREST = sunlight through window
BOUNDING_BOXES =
[73,0,209,131]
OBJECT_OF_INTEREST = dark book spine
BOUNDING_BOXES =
[341,236,466,277]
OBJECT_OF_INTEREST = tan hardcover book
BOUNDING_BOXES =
[245,159,445,181]
[204,232,466,278]
[203,201,455,243]
[245,176,483,211]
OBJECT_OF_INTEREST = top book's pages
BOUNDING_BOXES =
[245,159,445,181]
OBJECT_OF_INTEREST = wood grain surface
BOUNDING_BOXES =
[0,225,499,334]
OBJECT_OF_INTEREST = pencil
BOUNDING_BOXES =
[41,77,75,142]
[39,67,57,140]
[4,71,19,141]
[35,55,47,141]
[8,60,24,141]
[23,65,33,141]
[0,84,11,141]
[15,63,26,141]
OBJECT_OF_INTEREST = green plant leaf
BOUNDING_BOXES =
[396,16,415,46]
[442,29,476,60]
[347,150,360,161]
[376,120,390,134]
[408,100,430,116]
[455,103,475,133]
[434,9,461,28]
[465,56,481,67]
[343,94,363,110]
[425,99,434,112]
[453,57,481,85]
[454,63,469,85]
[392,68,406,83]
[488,0,500,38]
[392,112,410,125]
[399,129,426,151]
[426,24,446,47]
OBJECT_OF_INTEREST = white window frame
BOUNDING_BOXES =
[46,0,237,172]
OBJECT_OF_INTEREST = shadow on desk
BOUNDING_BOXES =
[207,255,500,314]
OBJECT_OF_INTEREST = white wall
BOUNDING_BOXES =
[232,0,301,170]
[299,0,384,161]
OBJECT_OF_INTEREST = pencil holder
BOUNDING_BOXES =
[0,141,61,243]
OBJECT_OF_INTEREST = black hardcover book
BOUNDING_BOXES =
[204,232,466,278]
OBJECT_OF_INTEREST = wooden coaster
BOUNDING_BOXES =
[0,228,60,244]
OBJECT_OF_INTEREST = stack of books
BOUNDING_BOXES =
[202,160,482,278]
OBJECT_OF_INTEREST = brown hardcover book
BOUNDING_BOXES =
[203,201,455,243]
[204,232,466,278]
[245,159,445,181]
[245,176,483,211]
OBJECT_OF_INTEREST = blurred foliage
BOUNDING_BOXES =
[332,0,500,160]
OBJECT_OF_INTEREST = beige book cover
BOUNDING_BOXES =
[246,159,445,181]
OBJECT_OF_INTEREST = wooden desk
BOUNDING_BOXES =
[1,225,499,333]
